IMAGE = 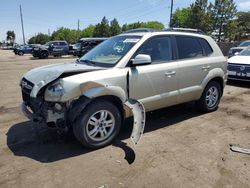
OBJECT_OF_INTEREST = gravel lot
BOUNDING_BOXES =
[0,50,249,188]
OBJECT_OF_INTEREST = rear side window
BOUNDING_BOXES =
[59,42,67,45]
[199,38,213,55]
[176,36,203,59]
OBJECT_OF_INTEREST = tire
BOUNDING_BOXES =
[73,100,122,149]
[196,81,222,112]
[39,51,48,59]
[18,51,24,56]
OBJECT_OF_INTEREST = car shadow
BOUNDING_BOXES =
[227,80,250,88]
[7,102,202,164]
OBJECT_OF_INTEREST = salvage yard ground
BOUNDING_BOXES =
[0,50,249,188]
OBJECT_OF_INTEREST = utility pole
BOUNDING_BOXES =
[19,5,25,44]
[48,29,51,36]
[77,19,80,40]
[169,0,174,27]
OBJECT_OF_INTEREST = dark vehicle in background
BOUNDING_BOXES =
[32,41,69,59]
[13,44,23,55]
[75,38,107,57]
[16,44,41,56]
[228,40,250,58]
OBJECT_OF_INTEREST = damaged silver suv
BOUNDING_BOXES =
[20,28,227,148]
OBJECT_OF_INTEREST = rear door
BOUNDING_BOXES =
[174,35,213,103]
[129,35,179,111]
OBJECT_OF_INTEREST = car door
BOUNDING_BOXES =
[174,35,213,103]
[129,35,179,111]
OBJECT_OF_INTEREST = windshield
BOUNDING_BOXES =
[79,35,141,67]
[239,48,250,56]
[239,41,250,47]
[44,41,53,46]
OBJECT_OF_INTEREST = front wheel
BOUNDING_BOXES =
[196,81,222,112]
[73,100,122,149]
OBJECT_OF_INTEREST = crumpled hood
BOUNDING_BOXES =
[22,62,104,97]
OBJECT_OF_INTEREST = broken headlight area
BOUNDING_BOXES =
[45,80,64,101]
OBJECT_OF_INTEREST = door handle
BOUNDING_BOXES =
[165,71,176,77]
[202,66,211,70]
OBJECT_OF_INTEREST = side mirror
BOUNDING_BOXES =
[132,54,151,66]
[234,52,240,56]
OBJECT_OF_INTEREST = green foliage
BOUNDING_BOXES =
[122,21,164,31]
[237,11,250,37]
[171,7,192,28]
[224,19,239,41]
[210,0,237,41]
[81,25,95,37]
[51,27,78,43]
[142,21,164,30]
[93,17,110,37]
[27,18,165,43]
[28,33,50,44]
[189,0,214,33]
[6,31,16,45]
[110,18,122,36]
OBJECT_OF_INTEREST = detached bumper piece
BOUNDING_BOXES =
[125,99,146,145]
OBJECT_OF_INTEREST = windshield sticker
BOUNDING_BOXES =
[123,38,140,43]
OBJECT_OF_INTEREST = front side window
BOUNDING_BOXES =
[176,36,203,59]
[135,36,172,63]
[79,35,141,67]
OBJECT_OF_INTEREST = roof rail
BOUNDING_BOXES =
[123,28,156,34]
[164,28,205,34]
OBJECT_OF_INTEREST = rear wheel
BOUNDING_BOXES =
[39,51,48,59]
[196,81,222,112]
[73,100,122,149]
[18,51,24,56]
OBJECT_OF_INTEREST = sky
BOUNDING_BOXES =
[0,0,250,43]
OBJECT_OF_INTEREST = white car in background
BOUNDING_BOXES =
[228,47,250,82]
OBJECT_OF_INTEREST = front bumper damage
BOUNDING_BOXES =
[22,97,146,145]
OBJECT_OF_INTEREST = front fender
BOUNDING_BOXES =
[80,82,127,103]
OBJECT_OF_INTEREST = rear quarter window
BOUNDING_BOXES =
[175,36,203,59]
[199,38,213,56]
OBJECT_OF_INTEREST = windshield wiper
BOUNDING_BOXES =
[79,59,96,66]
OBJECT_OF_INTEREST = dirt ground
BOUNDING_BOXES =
[0,50,249,188]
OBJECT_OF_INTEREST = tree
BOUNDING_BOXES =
[171,7,192,28]
[51,27,78,43]
[122,21,164,31]
[81,25,95,37]
[237,11,250,39]
[6,31,15,45]
[110,18,121,36]
[28,33,50,44]
[210,0,237,41]
[142,21,164,30]
[189,0,214,33]
[93,17,110,37]
[224,19,239,41]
